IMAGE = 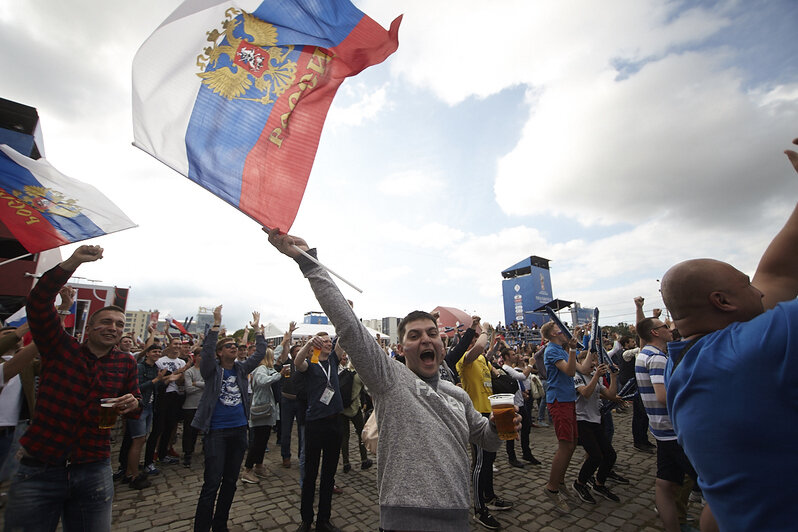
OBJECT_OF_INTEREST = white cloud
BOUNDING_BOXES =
[376,169,446,198]
[327,83,390,128]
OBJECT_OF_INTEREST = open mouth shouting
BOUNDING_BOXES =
[420,350,436,362]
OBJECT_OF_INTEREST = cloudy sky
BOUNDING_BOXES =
[2,0,797,332]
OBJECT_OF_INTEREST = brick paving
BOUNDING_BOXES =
[0,408,702,531]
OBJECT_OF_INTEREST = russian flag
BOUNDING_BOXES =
[0,145,137,254]
[5,306,26,328]
[132,0,400,232]
[165,315,190,336]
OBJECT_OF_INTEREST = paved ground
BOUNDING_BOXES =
[0,408,702,531]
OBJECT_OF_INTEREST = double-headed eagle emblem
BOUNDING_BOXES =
[13,186,81,218]
[196,8,297,104]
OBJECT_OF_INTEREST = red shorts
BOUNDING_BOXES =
[549,400,578,442]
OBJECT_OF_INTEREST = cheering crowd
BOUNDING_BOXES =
[0,139,796,531]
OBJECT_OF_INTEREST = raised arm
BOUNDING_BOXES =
[200,305,222,380]
[266,228,396,394]
[752,138,798,308]
[27,245,103,354]
[461,323,491,366]
[294,335,318,373]
[2,343,39,383]
[444,316,479,369]
[278,321,297,364]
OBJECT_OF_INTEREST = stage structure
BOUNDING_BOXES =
[501,256,553,328]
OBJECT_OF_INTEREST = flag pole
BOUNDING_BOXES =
[261,226,363,293]
[292,245,363,293]
[0,253,32,268]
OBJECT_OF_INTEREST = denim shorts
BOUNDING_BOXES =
[127,404,153,439]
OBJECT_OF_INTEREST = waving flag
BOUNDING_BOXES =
[165,315,190,336]
[4,306,26,328]
[133,0,401,231]
[0,145,136,254]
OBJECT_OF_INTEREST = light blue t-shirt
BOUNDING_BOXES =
[665,299,798,532]
[210,368,247,430]
[544,343,575,403]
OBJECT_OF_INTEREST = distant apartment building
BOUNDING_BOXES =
[125,310,153,341]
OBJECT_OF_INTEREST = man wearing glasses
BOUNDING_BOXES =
[635,317,695,532]
[191,306,265,532]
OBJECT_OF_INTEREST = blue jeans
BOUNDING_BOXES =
[4,457,113,532]
[194,426,248,532]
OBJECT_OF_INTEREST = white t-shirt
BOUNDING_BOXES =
[0,375,22,427]
[156,356,186,393]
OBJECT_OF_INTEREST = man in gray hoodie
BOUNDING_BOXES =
[267,229,516,532]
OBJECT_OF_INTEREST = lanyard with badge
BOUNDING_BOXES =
[318,360,335,405]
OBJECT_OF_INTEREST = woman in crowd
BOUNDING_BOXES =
[240,346,281,484]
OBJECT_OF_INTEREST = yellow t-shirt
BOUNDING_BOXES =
[456,353,492,413]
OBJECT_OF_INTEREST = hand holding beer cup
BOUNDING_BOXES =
[488,394,522,441]
[99,393,140,428]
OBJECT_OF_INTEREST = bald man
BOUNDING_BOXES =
[662,139,798,532]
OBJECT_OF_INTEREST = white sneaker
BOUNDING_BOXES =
[543,487,570,514]
[240,469,259,484]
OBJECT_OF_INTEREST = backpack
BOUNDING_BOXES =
[491,369,519,395]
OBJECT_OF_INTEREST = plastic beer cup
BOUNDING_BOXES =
[99,398,119,429]
[489,394,517,441]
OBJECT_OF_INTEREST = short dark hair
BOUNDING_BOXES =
[87,306,125,326]
[141,344,162,355]
[636,318,659,343]
[620,335,634,346]
[398,310,437,342]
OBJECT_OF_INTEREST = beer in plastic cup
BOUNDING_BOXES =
[489,394,517,441]
[284,364,291,377]
[99,398,119,429]
[311,347,320,364]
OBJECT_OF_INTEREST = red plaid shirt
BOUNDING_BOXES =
[20,264,140,464]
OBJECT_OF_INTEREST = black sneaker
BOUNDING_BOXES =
[129,473,152,490]
[508,459,525,468]
[593,484,621,502]
[474,509,500,530]
[634,443,655,454]
[342,463,351,473]
[315,521,342,532]
[361,458,373,470]
[486,496,513,511]
[606,470,630,484]
[182,455,191,468]
[522,454,541,465]
[112,468,125,482]
[572,480,596,504]
[585,476,596,489]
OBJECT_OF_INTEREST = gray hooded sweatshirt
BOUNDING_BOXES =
[296,251,501,531]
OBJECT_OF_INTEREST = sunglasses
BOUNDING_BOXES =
[222,343,238,350]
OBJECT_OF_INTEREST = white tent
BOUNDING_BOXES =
[287,322,384,340]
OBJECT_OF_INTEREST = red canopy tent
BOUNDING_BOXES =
[432,306,482,338]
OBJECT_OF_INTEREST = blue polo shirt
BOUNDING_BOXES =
[665,299,798,532]
[544,342,575,403]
